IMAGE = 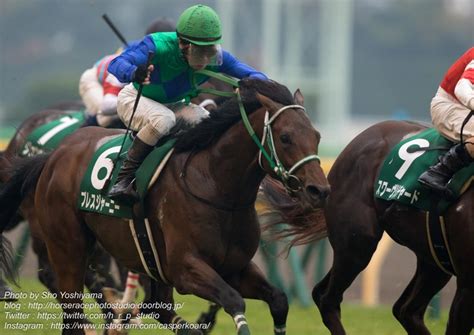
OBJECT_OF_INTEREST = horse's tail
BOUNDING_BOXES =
[0,154,49,284]
[0,154,49,233]
[259,176,327,247]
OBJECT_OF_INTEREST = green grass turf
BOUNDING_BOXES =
[0,278,449,334]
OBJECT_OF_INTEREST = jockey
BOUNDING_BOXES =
[107,4,268,202]
[418,47,474,195]
[79,18,175,127]
[79,53,126,127]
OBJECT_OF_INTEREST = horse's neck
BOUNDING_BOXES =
[207,108,266,203]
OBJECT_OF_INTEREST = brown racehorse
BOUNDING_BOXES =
[262,120,473,335]
[0,78,330,335]
[0,85,234,333]
[0,79,231,291]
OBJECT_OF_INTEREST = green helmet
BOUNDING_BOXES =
[176,4,222,45]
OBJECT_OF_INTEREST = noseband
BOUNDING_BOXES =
[255,104,320,193]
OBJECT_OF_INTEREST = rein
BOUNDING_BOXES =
[179,70,320,210]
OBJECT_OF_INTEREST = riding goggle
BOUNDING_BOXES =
[187,44,223,67]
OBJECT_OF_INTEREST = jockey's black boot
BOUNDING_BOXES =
[418,143,473,197]
[108,137,153,204]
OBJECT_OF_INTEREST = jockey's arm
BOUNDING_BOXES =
[454,61,474,110]
[108,36,156,83]
[217,51,268,80]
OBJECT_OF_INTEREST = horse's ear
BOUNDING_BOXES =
[293,89,304,106]
[256,92,279,111]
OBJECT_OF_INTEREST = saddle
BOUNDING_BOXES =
[21,111,85,157]
[78,134,176,218]
[375,128,473,214]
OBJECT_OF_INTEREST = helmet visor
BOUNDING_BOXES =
[187,44,223,68]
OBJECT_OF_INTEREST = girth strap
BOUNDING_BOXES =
[425,202,456,276]
[129,203,169,284]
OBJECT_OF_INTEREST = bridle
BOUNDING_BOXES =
[256,104,320,193]
[180,70,321,211]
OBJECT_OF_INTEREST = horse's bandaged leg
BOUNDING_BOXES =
[233,313,250,335]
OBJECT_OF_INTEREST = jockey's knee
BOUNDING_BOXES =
[150,113,175,133]
[137,115,175,146]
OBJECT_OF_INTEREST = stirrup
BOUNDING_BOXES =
[418,175,454,199]
[108,179,139,204]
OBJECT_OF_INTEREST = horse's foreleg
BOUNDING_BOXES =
[172,257,250,335]
[446,284,474,335]
[138,280,203,335]
[231,261,288,335]
[311,269,331,307]
[142,282,179,326]
[392,258,450,335]
[317,247,378,335]
[316,209,383,335]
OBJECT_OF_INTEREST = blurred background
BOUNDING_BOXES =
[0,0,473,332]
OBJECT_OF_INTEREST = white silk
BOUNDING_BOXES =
[454,78,474,110]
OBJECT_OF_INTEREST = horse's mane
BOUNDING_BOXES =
[260,177,327,247]
[174,78,294,153]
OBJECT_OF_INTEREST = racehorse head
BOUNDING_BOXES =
[249,81,330,210]
[175,78,330,210]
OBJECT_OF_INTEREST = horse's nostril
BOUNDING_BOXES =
[306,185,330,200]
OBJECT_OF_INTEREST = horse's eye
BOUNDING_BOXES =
[280,133,291,144]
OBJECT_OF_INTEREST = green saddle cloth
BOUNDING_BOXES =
[20,111,85,157]
[374,128,473,213]
[78,134,176,218]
